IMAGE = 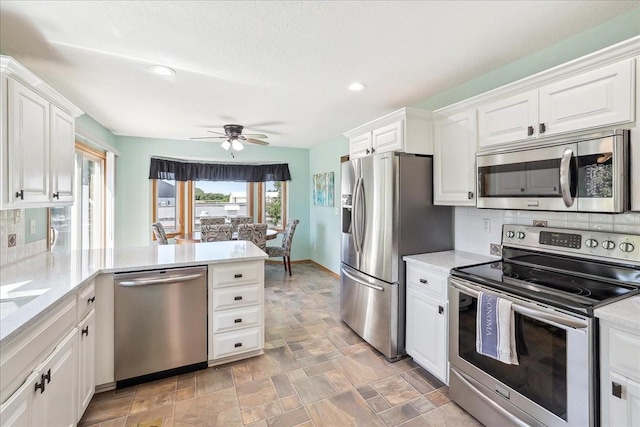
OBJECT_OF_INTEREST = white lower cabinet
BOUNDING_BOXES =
[405,263,449,384]
[209,261,265,364]
[600,320,640,426]
[31,328,78,427]
[0,371,39,426]
[77,309,96,420]
[406,286,447,382]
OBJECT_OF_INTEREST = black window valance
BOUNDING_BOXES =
[149,158,291,182]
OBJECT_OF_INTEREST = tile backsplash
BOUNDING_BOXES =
[0,209,47,267]
[454,207,640,256]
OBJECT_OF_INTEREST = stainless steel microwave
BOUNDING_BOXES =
[476,129,629,212]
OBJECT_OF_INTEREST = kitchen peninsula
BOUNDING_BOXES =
[0,241,267,426]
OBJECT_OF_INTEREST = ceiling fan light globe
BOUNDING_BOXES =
[232,140,244,151]
[221,140,231,150]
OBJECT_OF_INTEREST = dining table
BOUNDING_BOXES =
[175,228,278,244]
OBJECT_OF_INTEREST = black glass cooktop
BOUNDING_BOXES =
[451,249,640,316]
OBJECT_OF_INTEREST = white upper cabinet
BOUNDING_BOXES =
[478,59,635,148]
[1,55,83,209]
[538,59,634,136]
[345,107,432,159]
[433,110,477,206]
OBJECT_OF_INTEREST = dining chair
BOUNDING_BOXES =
[266,218,299,276]
[200,216,226,226]
[229,216,253,232]
[237,223,268,251]
[201,224,233,242]
[151,222,168,245]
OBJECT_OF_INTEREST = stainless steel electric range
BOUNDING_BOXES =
[448,225,640,427]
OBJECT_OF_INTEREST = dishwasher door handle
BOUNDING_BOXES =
[118,273,204,287]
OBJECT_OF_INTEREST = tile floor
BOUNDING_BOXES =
[80,262,482,427]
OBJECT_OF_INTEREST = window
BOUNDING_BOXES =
[151,179,185,238]
[50,144,106,252]
[259,181,287,230]
[190,181,251,231]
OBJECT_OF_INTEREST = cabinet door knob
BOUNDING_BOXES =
[42,369,51,384]
[468,191,474,199]
[365,148,370,155]
[35,378,45,394]
[527,126,534,136]
[371,147,375,153]
[52,192,60,199]
[439,305,444,314]
[612,381,622,398]
[419,278,428,284]
[82,326,90,337]
[87,296,96,304]
[15,190,24,200]
[539,123,546,134]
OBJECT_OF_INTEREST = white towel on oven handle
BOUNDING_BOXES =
[476,291,519,365]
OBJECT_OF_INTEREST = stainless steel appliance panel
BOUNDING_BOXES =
[340,264,398,358]
[359,154,395,283]
[341,159,357,269]
[449,277,593,427]
[114,266,207,382]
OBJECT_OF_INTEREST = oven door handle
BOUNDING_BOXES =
[450,279,588,331]
[560,148,574,208]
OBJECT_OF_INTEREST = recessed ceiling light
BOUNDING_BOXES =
[348,82,366,91]
[149,65,176,76]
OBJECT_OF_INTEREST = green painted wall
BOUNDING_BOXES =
[113,135,311,261]
[413,7,640,111]
[76,114,118,146]
[309,139,349,274]
[24,208,47,243]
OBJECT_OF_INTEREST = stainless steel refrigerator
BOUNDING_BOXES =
[340,152,453,361]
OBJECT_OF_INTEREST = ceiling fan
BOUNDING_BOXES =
[191,124,269,151]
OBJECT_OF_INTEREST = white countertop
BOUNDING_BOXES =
[403,250,499,274]
[595,296,640,331]
[0,241,267,346]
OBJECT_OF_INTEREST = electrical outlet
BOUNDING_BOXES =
[490,243,502,256]
[8,234,16,247]
[30,219,36,234]
[482,218,491,233]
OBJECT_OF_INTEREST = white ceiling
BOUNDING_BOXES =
[0,1,637,149]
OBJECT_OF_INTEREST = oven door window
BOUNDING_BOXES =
[459,295,568,420]
[478,158,573,198]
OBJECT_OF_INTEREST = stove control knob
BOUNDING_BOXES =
[506,230,515,238]
[602,240,616,250]
[585,239,598,248]
[516,231,526,239]
[620,242,635,253]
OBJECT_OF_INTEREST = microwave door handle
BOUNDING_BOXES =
[560,148,574,208]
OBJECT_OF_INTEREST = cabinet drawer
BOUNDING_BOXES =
[609,327,640,382]
[77,281,96,322]
[210,261,262,288]
[212,305,262,334]
[406,265,447,299]
[212,284,261,310]
[212,327,262,359]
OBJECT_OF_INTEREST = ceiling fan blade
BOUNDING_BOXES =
[190,136,227,140]
[207,130,228,136]
[245,138,269,146]
[242,133,268,139]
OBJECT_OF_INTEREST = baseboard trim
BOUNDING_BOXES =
[264,259,339,278]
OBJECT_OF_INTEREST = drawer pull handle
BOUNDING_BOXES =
[439,305,444,314]
[527,125,534,136]
[234,273,243,278]
[234,342,243,348]
[539,123,546,134]
[15,190,24,200]
[419,279,428,284]
[234,296,243,301]
[234,318,242,323]
[43,369,51,384]
[612,382,622,398]
[87,296,96,304]
[82,326,90,337]
[52,192,60,199]
[35,378,45,394]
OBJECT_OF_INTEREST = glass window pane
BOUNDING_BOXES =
[156,179,178,232]
[193,181,248,230]
[265,181,283,229]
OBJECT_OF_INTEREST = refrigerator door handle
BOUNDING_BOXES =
[341,267,385,292]
[353,177,363,253]
[356,177,366,251]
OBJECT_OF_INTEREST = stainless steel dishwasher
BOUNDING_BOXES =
[114,266,207,386]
